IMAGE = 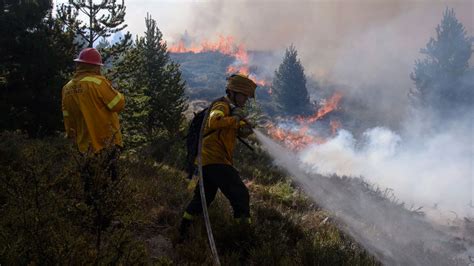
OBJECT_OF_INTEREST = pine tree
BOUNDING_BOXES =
[0,0,79,136]
[117,14,187,152]
[410,8,473,117]
[58,0,132,63]
[115,45,149,150]
[272,45,311,115]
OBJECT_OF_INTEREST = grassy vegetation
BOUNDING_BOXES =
[0,131,379,265]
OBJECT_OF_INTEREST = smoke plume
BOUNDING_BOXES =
[255,129,473,265]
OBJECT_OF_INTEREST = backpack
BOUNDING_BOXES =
[185,98,224,179]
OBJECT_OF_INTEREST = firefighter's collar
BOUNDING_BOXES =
[224,96,236,109]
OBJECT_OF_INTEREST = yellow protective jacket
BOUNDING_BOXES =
[201,97,246,166]
[61,65,125,153]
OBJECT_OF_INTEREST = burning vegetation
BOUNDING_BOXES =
[265,91,344,151]
[1,0,473,264]
[169,35,269,87]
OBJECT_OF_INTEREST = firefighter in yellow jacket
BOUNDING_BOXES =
[62,48,125,195]
[62,48,125,153]
[179,73,256,239]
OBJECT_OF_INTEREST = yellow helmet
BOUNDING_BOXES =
[226,73,257,98]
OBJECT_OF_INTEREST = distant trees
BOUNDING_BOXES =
[118,14,187,154]
[272,45,312,115]
[0,0,78,136]
[410,8,473,117]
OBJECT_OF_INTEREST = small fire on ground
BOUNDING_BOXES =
[266,92,343,151]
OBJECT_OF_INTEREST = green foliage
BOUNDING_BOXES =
[117,14,187,161]
[139,14,187,135]
[0,0,79,136]
[0,132,147,264]
[0,131,381,264]
[272,45,312,115]
[58,0,132,57]
[410,8,473,117]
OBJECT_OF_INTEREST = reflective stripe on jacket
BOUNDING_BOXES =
[61,66,125,153]
[201,98,241,166]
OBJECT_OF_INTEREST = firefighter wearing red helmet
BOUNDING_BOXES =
[61,48,125,187]
[62,48,124,153]
[73,47,104,66]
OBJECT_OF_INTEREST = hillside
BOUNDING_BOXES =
[0,132,379,264]
[171,51,274,111]
[170,52,234,101]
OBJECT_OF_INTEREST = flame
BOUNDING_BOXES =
[266,123,325,151]
[330,119,342,135]
[224,44,251,80]
[248,74,270,87]
[227,65,250,75]
[297,92,343,125]
[234,44,249,65]
[169,34,270,87]
[266,92,343,150]
[168,35,237,55]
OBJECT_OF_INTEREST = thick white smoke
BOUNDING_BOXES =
[255,127,474,265]
[298,125,473,219]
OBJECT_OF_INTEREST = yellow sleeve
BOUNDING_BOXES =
[208,102,239,130]
[97,79,125,112]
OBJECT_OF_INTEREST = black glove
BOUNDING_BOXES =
[231,107,247,122]
[238,123,254,138]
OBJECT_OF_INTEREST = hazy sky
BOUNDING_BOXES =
[54,0,473,46]
[54,0,473,73]
[54,0,473,77]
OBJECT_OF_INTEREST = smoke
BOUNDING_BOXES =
[254,92,473,263]
[227,4,473,262]
[93,0,474,129]
[299,125,473,218]
[243,2,473,260]
[255,129,474,265]
[176,0,473,129]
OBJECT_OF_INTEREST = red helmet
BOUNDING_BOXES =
[74,48,103,66]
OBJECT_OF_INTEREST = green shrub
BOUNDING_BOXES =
[0,132,147,264]
[0,131,380,265]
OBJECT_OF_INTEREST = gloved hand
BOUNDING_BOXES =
[238,123,254,138]
[231,107,247,122]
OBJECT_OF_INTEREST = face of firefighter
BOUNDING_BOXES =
[233,92,249,107]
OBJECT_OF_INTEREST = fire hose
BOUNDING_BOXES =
[196,107,221,266]
[194,107,258,265]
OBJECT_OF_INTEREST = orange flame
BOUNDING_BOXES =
[169,34,270,87]
[266,123,325,151]
[169,35,237,55]
[248,74,270,87]
[330,120,342,135]
[297,92,343,125]
[234,44,249,65]
[266,92,343,150]
[227,65,250,75]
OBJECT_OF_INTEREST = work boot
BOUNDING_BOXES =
[228,217,254,259]
[178,218,193,243]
